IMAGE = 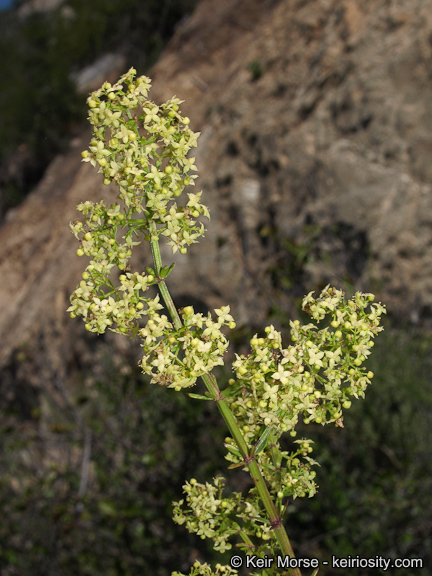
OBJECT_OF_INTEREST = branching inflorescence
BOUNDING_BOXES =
[68,68,386,576]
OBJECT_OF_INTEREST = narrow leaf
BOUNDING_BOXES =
[221,382,244,398]
[188,393,214,401]
[253,426,273,456]
[228,462,246,469]
[160,262,175,279]
[224,443,242,458]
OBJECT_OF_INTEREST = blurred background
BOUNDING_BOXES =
[0,0,431,574]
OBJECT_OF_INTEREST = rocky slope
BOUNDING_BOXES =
[1,0,432,405]
[149,0,432,327]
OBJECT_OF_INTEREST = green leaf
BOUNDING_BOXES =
[225,443,242,459]
[252,426,273,456]
[160,262,175,279]
[227,461,246,469]
[221,382,244,398]
[125,119,137,129]
[188,393,213,401]
[128,324,140,339]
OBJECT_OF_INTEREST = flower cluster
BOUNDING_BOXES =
[224,431,318,500]
[255,439,318,500]
[67,267,160,334]
[68,70,213,336]
[68,70,237,389]
[173,477,240,553]
[140,306,236,390]
[227,286,385,443]
[173,476,276,554]
[79,68,209,255]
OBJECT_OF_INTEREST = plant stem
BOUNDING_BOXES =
[150,233,182,330]
[150,228,163,275]
[160,279,182,328]
[150,235,301,576]
[211,379,300,576]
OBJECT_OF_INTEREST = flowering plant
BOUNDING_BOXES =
[68,68,386,576]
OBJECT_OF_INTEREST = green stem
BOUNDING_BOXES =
[150,232,182,330]
[159,279,182,329]
[212,384,298,573]
[150,235,301,576]
[150,228,163,275]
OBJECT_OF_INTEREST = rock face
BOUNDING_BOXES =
[2,0,432,401]
[148,0,432,326]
